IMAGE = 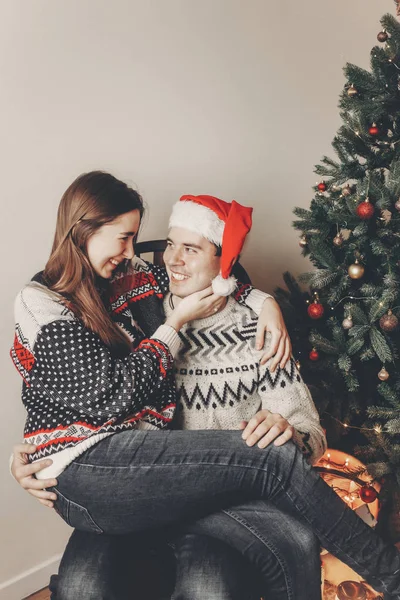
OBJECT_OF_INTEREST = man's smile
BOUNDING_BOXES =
[170,270,190,282]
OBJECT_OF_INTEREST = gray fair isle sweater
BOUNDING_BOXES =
[164,294,327,465]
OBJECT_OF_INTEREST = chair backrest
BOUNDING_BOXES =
[135,239,167,266]
[135,239,252,284]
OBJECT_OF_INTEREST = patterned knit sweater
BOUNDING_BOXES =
[11,257,269,477]
[165,294,326,465]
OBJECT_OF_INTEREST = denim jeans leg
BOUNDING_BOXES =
[49,574,59,600]
[172,533,260,600]
[185,501,321,600]
[55,430,400,598]
[54,529,174,600]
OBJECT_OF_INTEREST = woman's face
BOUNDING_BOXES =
[86,209,141,279]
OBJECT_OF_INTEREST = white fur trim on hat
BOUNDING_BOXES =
[169,201,225,246]
[211,274,237,296]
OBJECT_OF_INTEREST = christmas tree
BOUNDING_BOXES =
[276,6,400,502]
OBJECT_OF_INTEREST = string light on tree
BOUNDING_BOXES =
[325,414,385,436]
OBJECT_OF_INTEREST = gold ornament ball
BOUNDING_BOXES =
[295,360,301,370]
[299,236,308,248]
[347,84,358,97]
[378,367,389,381]
[333,233,344,247]
[395,198,400,212]
[379,310,398,332]
[348,260,365,279]
[342,316,353,330]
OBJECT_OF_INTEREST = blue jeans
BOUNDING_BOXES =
[52,530,255,600]
[51,501,322,599]
[183,501,322,599]
[53,430,400,598]
[172,533,260,600]
[51,530,175,600]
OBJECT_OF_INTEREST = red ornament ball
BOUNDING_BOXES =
[356,200,375,220]
[309,349,319,361]
[307,302,325,319]
[377,30,389,42]
[317,182,327,192]
[359,485,378,504]
[369,123,379,136]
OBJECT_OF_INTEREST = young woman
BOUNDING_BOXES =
[11,171,400,600]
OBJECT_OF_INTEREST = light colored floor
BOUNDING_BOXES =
[23,588,50,600]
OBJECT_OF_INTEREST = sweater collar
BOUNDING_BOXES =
[164,293,237,327]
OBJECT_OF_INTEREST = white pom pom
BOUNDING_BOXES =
[211,274,237,296]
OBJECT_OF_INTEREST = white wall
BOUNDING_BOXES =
[0,0,394,596]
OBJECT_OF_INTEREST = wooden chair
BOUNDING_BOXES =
[135,239,252,284]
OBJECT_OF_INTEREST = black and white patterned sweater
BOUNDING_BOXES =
[166,295,327,464]
[11,257,269,477]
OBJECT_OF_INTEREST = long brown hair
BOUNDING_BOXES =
[44,171,144,352]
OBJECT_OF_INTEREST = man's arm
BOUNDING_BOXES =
[242,357,327,464]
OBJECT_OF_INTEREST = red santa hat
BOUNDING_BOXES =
[168,194,253,296]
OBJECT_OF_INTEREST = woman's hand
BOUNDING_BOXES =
[256,298,292,371]
[11,444,58,508]
[166,287,225,331]
[240,410,294,449]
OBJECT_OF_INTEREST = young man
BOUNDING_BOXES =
[164,195,325,461]
[160,194,326,600]
[12,195,326,600]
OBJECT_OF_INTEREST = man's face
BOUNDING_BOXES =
[163,227,221,297]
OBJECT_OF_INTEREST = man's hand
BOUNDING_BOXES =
[11,444,58,508]
[256,298,292,371]
[240,410,294,449]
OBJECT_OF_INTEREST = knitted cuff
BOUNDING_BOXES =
[152,324,182,359]
[245,289,273,316]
